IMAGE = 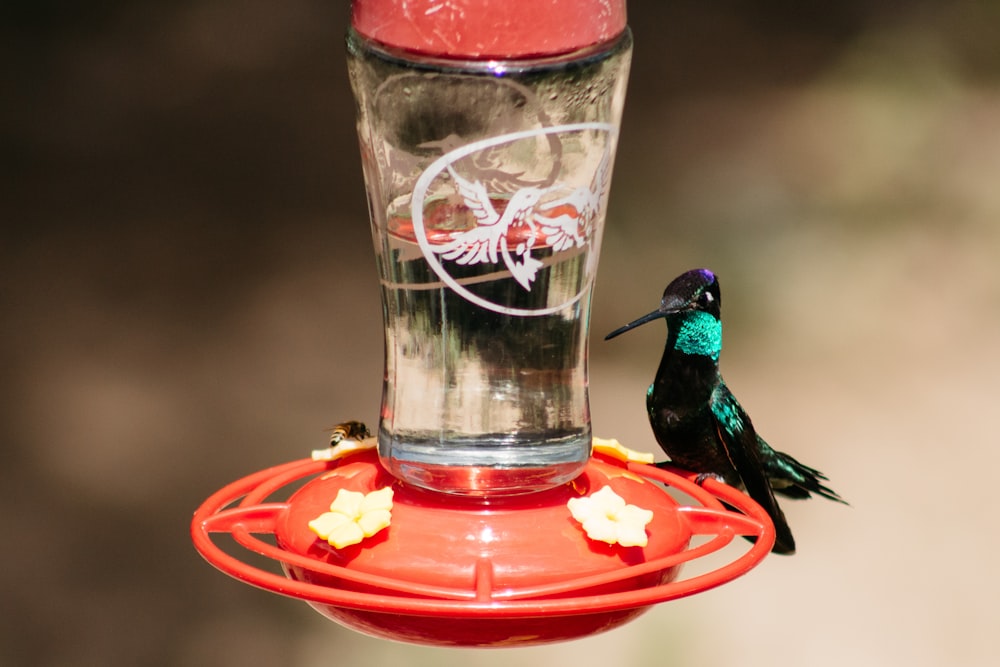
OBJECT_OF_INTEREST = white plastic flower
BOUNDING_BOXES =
[592,437,655,464]
[568,485,653,547]
[308,487,394,549]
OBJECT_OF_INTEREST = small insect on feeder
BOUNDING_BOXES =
[191,0,775,647]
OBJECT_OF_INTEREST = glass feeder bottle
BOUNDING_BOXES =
[348,0,632,495]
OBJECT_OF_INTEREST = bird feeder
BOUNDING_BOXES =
[191,0,775,647]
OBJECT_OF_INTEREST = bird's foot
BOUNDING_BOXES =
[694,472,727,486]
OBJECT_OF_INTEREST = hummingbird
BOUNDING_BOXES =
[605,268,845,554]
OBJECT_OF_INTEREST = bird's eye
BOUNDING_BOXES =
[700,291,714,305]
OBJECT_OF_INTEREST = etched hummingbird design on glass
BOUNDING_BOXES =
[433,144,612,291]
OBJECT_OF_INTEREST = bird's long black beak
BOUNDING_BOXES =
[604,309,667,340]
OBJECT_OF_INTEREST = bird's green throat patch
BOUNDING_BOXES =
[673,310,722,360]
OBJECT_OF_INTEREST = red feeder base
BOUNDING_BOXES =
[191,450,774,647]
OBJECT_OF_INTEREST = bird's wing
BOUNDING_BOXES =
[447,165,498,227]
[535,189,588,252]
[710,384,797,555]
[762,444,847,504]
[436,166,504,265]
[437,224,502,265]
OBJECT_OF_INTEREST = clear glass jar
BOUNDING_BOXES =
[349,28,632,495]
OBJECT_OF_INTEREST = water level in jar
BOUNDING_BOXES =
[374,197,594,495]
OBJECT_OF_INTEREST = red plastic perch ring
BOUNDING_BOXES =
[191,450,773,647]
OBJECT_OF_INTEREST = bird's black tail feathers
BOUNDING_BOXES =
[768,449,847,505]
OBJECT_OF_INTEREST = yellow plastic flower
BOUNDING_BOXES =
[568,485,653,547]
[592,437,655,464]
[308,487,394,549]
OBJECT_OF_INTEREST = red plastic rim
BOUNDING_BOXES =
[351,0,628,59]
[191,452,774,646]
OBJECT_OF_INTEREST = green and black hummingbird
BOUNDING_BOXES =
[605,268,845,554]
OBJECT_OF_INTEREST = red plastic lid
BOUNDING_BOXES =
[351,0,628,59]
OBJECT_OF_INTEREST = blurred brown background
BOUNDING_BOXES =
[2,1,998,665]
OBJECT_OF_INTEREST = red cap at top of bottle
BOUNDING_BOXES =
[351,0,627,59]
